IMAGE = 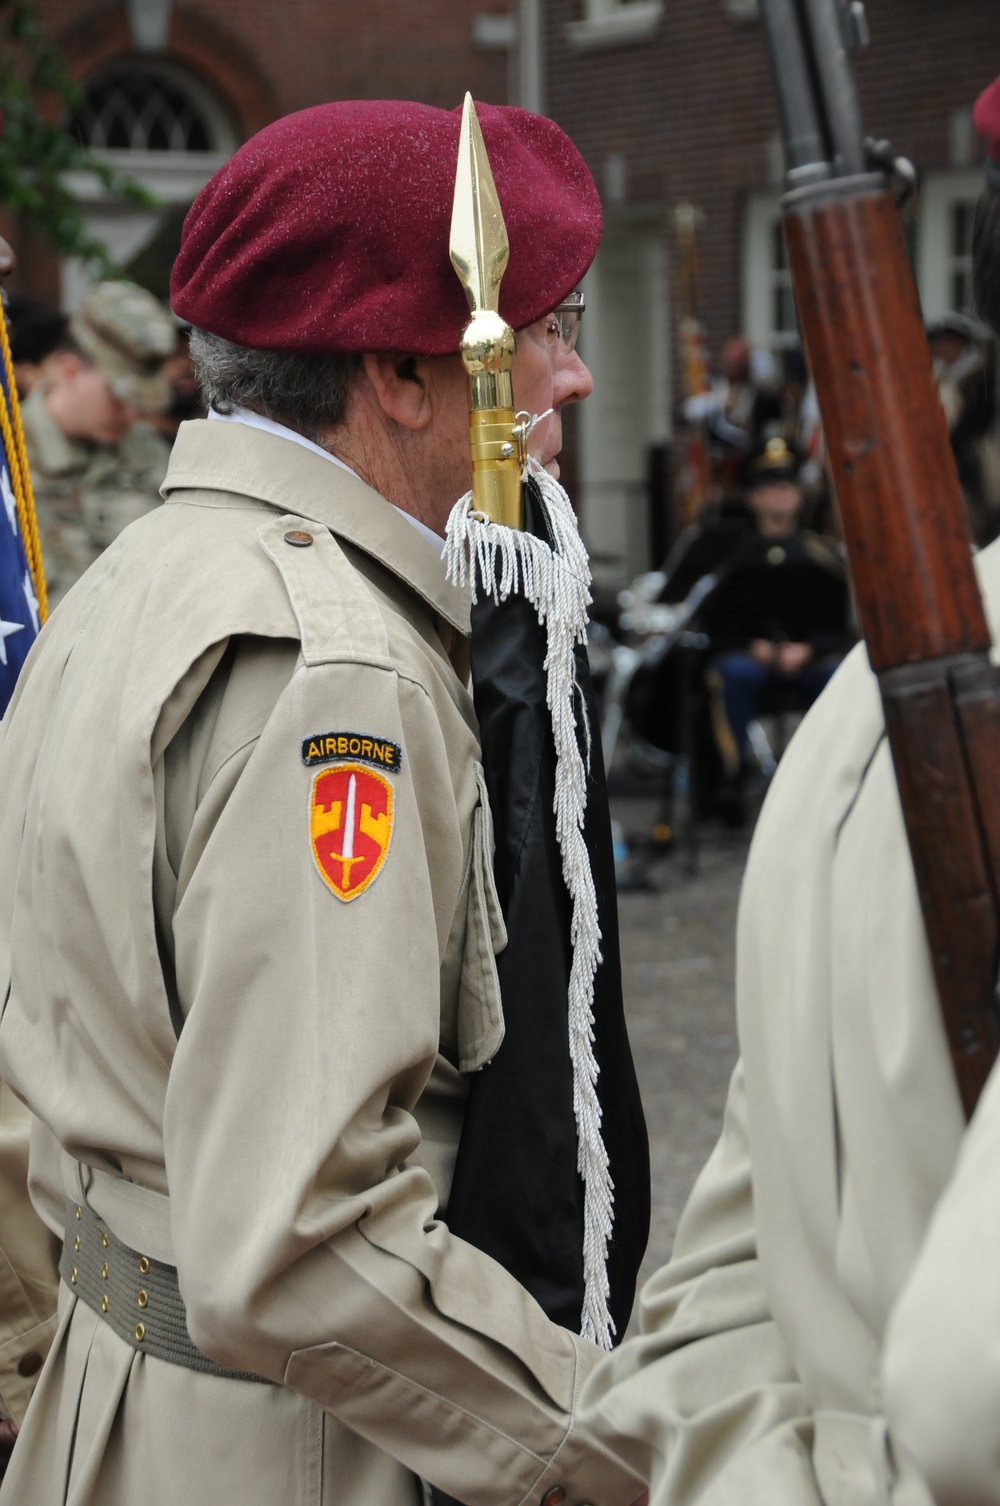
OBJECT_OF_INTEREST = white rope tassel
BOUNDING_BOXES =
[444,457,616,1350]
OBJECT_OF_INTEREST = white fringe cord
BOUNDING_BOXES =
[444,455,616,1350]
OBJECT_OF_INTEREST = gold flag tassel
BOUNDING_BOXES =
[0,298,47,624]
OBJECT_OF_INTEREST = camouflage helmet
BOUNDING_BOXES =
[70,280,177,413]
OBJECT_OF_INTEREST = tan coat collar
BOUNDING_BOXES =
[162,418,470,634]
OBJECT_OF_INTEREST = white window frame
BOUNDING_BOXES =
[566,0,663,49]
[60,60,239,311]
[576,219,672,581]
[742,192,799,353]
[915,170,986,324]
[746,174,990,350]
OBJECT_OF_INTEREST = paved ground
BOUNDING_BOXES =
[611,799,752,1334]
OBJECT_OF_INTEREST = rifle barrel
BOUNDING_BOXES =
[800,0,866,176]
[761,0,1000,1116]
[758,0,831,185]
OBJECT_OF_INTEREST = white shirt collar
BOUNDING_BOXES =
[207,405,445,555]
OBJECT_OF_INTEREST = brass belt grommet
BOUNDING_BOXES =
[70,1267,77,1285]
[101,1263,109,1281]
[100,1295,109,1313]
[138,1256,150,1275]
[137,1290,148,1309]
[134,1322,145,1343]
[73,1234,80,1252]
[101,1232,109,1249]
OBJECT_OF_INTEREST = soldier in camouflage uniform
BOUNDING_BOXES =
[19,281,176,611]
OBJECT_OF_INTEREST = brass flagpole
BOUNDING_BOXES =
[449,92,526,529]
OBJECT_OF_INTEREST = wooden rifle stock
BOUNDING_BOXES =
[786,181,1000,1117]
[759,0,1000,1115]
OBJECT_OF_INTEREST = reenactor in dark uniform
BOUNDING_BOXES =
[699,436,854,777]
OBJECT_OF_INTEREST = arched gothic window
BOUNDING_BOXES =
[67,61,235,155]
[61,60,239,308]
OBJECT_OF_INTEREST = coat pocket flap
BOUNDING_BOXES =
[457,766,507,1074]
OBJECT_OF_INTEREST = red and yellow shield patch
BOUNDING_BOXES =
[310,763,394,902]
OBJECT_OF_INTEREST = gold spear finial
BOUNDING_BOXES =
[450,92,524,529]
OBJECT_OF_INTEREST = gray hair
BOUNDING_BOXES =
[188,328,361,443]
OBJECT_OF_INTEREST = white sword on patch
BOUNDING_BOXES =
[343,774,356,862]
[334,772,364,890]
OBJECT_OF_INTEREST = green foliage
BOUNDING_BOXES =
[0,0,156,273]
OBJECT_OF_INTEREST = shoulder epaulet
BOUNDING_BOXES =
[257,514,391,669]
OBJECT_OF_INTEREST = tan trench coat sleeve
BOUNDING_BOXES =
[883,1053,1000,1504]
[163,635,642,1503]
[581,626,979,1506]
[578,1060,821,1506]
[0,1085,60,1424]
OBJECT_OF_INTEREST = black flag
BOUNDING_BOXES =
[445,475,650,1337]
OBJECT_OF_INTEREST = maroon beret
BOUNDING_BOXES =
[170,99,601,357]
[974,74,1000,165]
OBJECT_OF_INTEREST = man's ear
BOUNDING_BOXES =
[362,351,432,431]
[51,350,86,381]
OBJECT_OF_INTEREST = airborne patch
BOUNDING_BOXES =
[302,731,402,774]
[310,763,394,902]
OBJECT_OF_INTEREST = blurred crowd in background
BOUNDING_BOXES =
[11,277,998,591]
[4,282,201,611]
[593,313,1000,855]
[674,315,1000,550]
[6,273,997,846]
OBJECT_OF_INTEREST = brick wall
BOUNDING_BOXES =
[546,0,999,357]
[9,0,512,301]
[41,0,511,125]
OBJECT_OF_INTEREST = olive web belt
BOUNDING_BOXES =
[60,1197,273,1385]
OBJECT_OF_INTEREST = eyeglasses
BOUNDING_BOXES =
[548,291,586,352]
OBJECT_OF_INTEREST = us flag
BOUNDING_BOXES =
[0,319,43,718]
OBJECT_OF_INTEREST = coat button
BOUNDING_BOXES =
[541,1491,567,1506]
[17,1351,42,1377]
[284,530,314,547]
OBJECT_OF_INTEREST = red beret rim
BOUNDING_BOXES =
[974,74,1000,166]
[171,99,602,358]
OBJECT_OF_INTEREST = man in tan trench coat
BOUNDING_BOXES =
[576,74,1000,1506]
[0,101,647,1506]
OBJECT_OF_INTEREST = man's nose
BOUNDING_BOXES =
[555,349,593,407]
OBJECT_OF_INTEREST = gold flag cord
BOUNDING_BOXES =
[0,301,47,624]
